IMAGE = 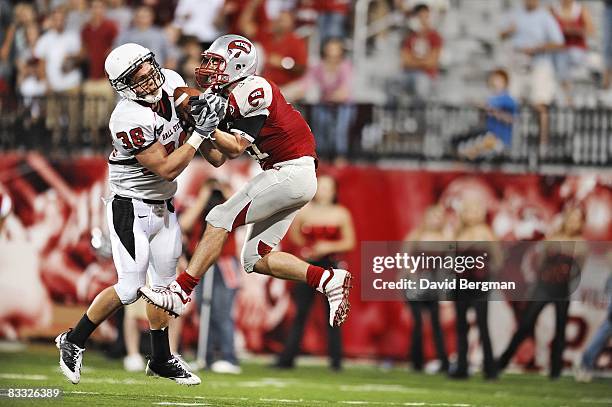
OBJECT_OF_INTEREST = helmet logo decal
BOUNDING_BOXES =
[248,88,264,107]
[228,40,252,58]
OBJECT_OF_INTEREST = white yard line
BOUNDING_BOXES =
[259,398,302,403]
[68,391,101,395]
[403,404,471,407]
[0,373,48,380]
[579,398,612,404]
[62,390,475,407]
[340,384,428,394]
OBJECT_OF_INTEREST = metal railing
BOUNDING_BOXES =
[1,96,611,169]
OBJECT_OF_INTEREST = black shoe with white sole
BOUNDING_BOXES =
[55,330,85,384]
[146,355,201,385]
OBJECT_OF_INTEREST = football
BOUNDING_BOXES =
[173,86,201,128]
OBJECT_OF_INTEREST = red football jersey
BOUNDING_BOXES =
[220,75,317,170]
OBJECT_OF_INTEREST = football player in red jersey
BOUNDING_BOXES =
[140,34,352,327]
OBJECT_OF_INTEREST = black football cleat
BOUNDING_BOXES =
[146,355,201,385]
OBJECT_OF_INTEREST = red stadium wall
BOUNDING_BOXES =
[0,153,610,372]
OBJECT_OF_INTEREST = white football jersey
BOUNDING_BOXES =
[108,69,187,200]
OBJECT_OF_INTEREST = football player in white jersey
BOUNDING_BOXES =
[140,35,352,329]
[55,43,223,386]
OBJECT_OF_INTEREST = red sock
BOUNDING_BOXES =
[176,271,200,295]
[306,265,325,289]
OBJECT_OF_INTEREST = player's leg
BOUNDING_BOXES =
[138,176,254,308]
[57,198,151,384]
[138,168,289,310]
[145,207,200,385]
[140,158,351,326]
[243,207,352,327]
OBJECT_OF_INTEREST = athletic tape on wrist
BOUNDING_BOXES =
[186,134,204,150]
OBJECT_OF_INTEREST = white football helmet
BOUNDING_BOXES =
[105,43,165,103]
[195,34,257,89]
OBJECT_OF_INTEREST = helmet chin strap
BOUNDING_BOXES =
[140,88,163,103]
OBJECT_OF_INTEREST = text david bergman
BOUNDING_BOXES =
[373,278,516,292]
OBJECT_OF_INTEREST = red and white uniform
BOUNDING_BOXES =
[207,75,318,273]
[220,75,317,170]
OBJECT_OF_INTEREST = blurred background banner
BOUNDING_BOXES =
[1,152,610,371]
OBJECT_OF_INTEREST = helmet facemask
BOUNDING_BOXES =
[110,52,165,103]
[195,53,230,89]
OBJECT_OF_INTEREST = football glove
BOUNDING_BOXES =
[193,106,220,139]
[189,92,228,120]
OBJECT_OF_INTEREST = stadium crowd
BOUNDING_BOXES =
[0,0,612,159]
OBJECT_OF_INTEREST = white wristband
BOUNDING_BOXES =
[186,134,204,150]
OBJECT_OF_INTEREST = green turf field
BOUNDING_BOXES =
[0,345,610,406]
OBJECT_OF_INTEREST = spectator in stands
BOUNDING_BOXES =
[315,0,350,44]
[106,0,133,34]
[34,6,82,146]
[80,0,117,148]
[302,38,355,158]
[17,25,45,102]
[115,6,175,68]
[550,0,594,105]
[162,24,181,72]
[1,2,37,93]
[221,0,269,37]
[240,2,308,88]
[500,0,564,147]
[603,1,612,89]
[391,3,443,103]
[483,69,518,149]
[173,0,224,50]
[275,174,355,371]
[141,0,178,27]
[178,36,202,87]
[457,69,518,160]
[65,0,89,33]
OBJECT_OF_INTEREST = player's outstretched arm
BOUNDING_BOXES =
[210,129,251,159]
[198,139,227,168]
[135,138,200,181]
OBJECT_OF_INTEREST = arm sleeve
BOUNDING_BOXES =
[229,115,267,142]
